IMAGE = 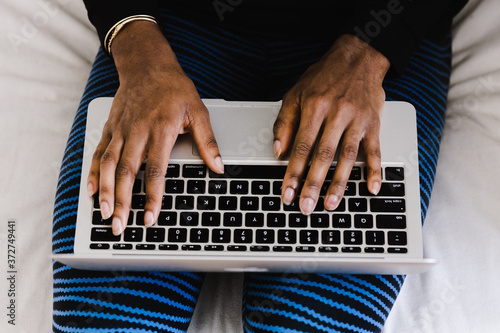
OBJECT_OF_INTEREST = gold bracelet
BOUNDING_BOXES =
[104,15,157,55]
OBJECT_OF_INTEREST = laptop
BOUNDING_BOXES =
[53,97,436,274]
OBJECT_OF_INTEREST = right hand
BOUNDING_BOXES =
[86,21,224,236]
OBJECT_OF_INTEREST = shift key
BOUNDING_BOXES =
[370,199,405,212]
[91,228,121,242]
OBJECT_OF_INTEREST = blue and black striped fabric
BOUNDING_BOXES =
[52,7,452,333]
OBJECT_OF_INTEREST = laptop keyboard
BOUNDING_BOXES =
[90,163,409,255]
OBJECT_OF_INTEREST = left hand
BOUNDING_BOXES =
[273,34,390,215]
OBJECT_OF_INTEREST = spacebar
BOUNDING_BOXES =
[209,165,287,179]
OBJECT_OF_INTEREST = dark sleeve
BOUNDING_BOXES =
[83,0,159,48]
[342,0,469,77]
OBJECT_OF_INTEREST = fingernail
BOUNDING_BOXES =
[274,140,282,159]
[87,182,95,197]
[112,217,122,236]
[100,201,111,219]
[300,198,315,216]
[283,188,295,205]
[214,156,224,174]
[144,211,155,227]
[325,195,340,210]
[371,181,381,195]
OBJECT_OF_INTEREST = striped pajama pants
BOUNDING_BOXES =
[52,8,452,333]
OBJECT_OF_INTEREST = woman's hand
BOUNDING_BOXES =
[274,34,390,215]
[86,21,224,235]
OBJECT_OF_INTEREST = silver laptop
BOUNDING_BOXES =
[53,97,436,274]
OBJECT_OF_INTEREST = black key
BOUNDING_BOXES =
[388,231,407,245]
[252,181,270,194]
[166,164,180,178]
[359,182,405,197]
[344,182,357,196]
[91,228,120,242]
[388,247,408,253]
[140,163,146,170]
[234,229,253,243]
[320,181,331,195]
[123,228,143,242]
[126,212,134,226]
[326,198,346,212]
[223,212,242,226]
[343,231,363,245]
[158,212,177,226]
[230,181,249,194]
[159,244,179,251]
[202,212,221,226]
[370,199,406,213]
[161,196,173,209]
[319,246,338,252]
[183,164,206,178]
[300,230,318,244]
[289,214,308,228]
[132,195,145,209]
[136,244,155,250]
[175,196,195,210]
[187,180,206,194]
[219,196,238,210]
[92,211,112,225]
[205,245,224,251]
[385,167,404,181]
[273,246,293,252]
[240,197,259,210]
[366,231,385,245]
[93,194,100,209]
[267,213,286,227]
[278,230,297,244]
[376,215,407,229]
[332,214,351,228]
[311,214,329,228]
[349,166,362,180]
[283,198,300,212]
[146,228,165,242]
[209,180,227,194]
[228,245,247,251]
[272,181,282,195]
[354,214,373,228]
[365,247,384,253]
[180,212,199,226]
[322,230,340,244]
[182,245,202,251]
[168,228,187,242]
[190,228,209,243]
[296,246,315,252]
[90,243,110,250]
[325,165,337,180]
[209,165,287,179]
[250,245,270,252]
[314,197,325,211]
[132,179,142,193]
[349,198,367,212]
[245,213,264,227]
[363,167,383,181]
[113,243,133,250]
[262,197,281,211]
[165,179,184,194]
[212,229,231,243]
[197,196,216,210]
[136,211,144,226]
[342,246,361,253]
[256,229,274,244]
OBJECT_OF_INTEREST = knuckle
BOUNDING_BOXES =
[329,180,347,194]
[99,185,112,196]
[145,163,164,179]
[340,143,358,161]
[204,135,219,151]
[292,141,313,159]
[365,146,381,159]
[100,151,116,165]
[115,162,136,180]
[314,145,336,163]
[114,199,127,210]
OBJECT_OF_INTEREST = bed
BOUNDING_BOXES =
[1,0,499,332]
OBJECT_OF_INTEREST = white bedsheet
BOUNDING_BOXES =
[0,0,498,332]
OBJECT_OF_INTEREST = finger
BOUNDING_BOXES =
[273,93,301,159]
[98,137,123,222]
[87,133,111,197]
[190,106,224,174]
[362,123,382,195]
[324,128,362,210]
[112,136,147,235]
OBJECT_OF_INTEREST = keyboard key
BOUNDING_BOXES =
[202,212,221,226]
[123,228,143,242]
[197,196,216,210]
[256,229,274,243]
[365,247,384,253]
[245,213,264,227]
[344,182,357,196]
[234,229,253,243]
[272,181,282,195]
[348,198,367,212]
[159,244,179,250]
[342,246,361,253]
[363,167,383,181]
[262,197,281,211]
[388,231,407,245]
[132,195,145,209]
[289,214,308,228]
[344,231,363,245]
[91,228,120,242]
[158,212,176,226]
[223,212,242,226]
[113,243,133,250]
[219,196,238,210]
[176,196,195,210]
[283,198,300,211]
[209,165,287,179]
[267,213,286,227]
[183,164,206,178]
[385,167,404,181]
[319,246,338,252]
[136,211,144,225]
[376,215,407,229]
[180,212,199,226]
[190,228,209,243]
[354,214,373,228]
[300,230,318,244]
[296,246,315,252]
[132,179,142,193]
[322,230,340,244]
[326,198,346,212]
[278,230,297,244]
[182,245,202,251]
[349,166,362,180]
[205,245,224,251]
[166,164,180,178]
[240,197,259,210]
[187,180,206,194]
[228,245,247,251]
[209,180,227,194]
[146,228,165,242]
[250,245,270,252]
[370,199,406,212]
[366,231,385,245]
[359,182,405,197]
[311,214,329,228]
[230,180,249,194]
[161,196,173,209]
[273,246,293,252]
[165,179,184,194]
[332,214,351,228]
[90,243,110,250]
[136,244,155,250]
[92,211,112,225]
[212,229,231,243]
[388,247,408,253]
[168,228,187,242]
[252,181,270,194]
